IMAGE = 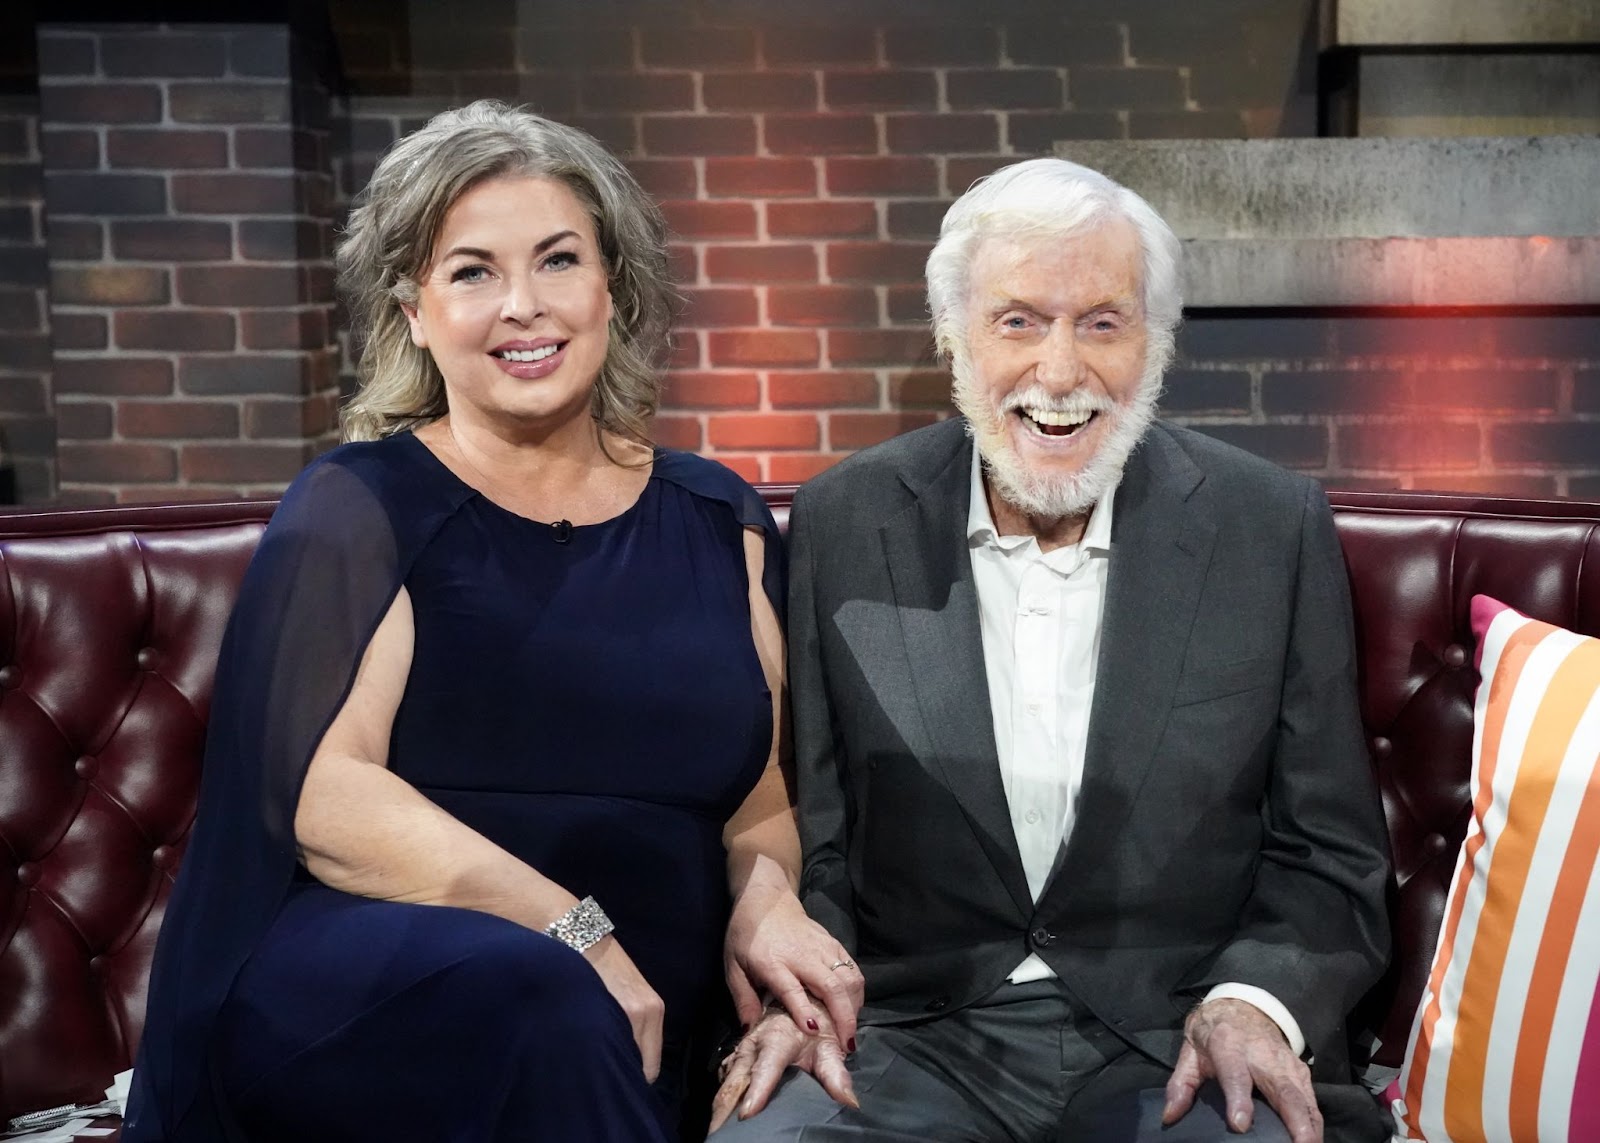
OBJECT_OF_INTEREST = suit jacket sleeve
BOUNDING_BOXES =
[788,484,858,950]
[1187,479,1391,1054]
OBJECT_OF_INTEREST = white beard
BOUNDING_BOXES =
[951,352,1163,522]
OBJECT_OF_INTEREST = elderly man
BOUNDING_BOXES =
[710,159,1391,1143]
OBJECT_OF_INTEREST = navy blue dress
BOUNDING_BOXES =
[123,433,783,1142]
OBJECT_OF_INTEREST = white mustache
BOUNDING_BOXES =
[997,384,1114,418]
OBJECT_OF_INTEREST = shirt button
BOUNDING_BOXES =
[1024,808,1041,825]
[1026,703,1041,716]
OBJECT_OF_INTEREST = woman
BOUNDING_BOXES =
[123,100,860,1142]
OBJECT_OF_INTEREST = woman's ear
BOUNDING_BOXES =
[400,297,427,348]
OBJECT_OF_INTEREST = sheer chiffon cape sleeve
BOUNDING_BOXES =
[652,448,786,622]
[122,441,470,1143]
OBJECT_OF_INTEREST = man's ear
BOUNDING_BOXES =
[400,297,427,348]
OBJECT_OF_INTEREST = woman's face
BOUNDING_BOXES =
[402,174,614,433]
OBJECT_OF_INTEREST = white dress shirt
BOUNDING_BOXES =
[966,450,1306,1056]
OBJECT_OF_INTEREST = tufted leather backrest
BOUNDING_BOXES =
[1328,490,1600,1067]
[0,502,274,1117]
[1,488,1597,1113]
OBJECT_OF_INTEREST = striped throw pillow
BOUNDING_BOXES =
[1396,595,1600,1142]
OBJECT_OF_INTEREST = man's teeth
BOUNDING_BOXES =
[1023,408,1092,428]
[495,345,559,362]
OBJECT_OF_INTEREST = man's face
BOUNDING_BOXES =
[954,217,1160,521]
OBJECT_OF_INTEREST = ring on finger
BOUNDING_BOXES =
[829,958,856,972]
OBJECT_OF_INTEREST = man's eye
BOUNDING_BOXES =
[451,265,489,283]
[1001,315,1029,330]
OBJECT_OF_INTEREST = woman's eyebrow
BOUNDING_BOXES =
[533,229,578,254]
[438,230,579,263]
[439,245,494,262]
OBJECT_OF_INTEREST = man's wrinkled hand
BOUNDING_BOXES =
[1162,998,1322,1142]
[707,1005,857,1135]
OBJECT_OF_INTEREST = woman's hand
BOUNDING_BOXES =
[724,876,864,1054]
[584,934,665,1082]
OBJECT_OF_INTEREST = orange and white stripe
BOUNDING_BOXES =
[1397,595,1600,1143]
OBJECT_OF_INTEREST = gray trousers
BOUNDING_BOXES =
[709,979,1291,1143]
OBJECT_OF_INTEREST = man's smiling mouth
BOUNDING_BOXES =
[1018,408,1096,438]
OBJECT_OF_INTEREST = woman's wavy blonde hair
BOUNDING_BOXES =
[337,100,674,445]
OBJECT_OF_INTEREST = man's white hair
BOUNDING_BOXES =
[925,157,1184,376]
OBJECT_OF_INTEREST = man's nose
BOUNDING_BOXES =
[1034,322,1081,388]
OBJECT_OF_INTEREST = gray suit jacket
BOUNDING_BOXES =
[788,417,1390,1087]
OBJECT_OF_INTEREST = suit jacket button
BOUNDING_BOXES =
[925,996,949,1012]
[1031,927,1056,948]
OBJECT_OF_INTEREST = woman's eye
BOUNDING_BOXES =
[544,250,578,270]
[451,265,489,283]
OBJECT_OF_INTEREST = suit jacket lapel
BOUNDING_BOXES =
[1044,428,1218,906]
[881,427,1033,918]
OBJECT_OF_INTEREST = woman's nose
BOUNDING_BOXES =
[499,274,546,324]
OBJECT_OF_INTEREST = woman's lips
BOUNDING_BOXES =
[489,341,567,379]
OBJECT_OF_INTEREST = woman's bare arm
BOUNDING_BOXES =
[294,586,579,926]
[293,585,665,1079]
[721,529,864,1049]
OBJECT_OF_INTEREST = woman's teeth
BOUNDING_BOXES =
[495,345,559,362]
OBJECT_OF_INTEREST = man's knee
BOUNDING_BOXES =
[1061,1085,1293,1143]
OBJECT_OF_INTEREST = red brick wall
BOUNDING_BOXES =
[1170,313,1600,498]
[0,93,53,502]
[329,0,1327,485]
[5,3,1596,501]
[325,0,1597,495]
[36,22,341,504]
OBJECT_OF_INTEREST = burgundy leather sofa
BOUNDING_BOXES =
[4,487,1600,1130]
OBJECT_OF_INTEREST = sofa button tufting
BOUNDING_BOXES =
[75,755,97,779]
[1427,833,1449,853]
[925,996,949,1012]
[136,647,158,670]
[152,845,174,869]
[17,863,39,887]
[0,665,18,688]
[1443,644,1467,668]
[89,956,104,973]
[1371,737,1392,757]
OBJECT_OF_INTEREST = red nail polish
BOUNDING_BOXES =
[847,1037,858,1053]
[806,1017,819,1032]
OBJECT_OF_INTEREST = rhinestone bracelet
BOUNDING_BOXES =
[544,896,614,953]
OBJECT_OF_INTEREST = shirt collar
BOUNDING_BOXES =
[966,444,1117,555]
